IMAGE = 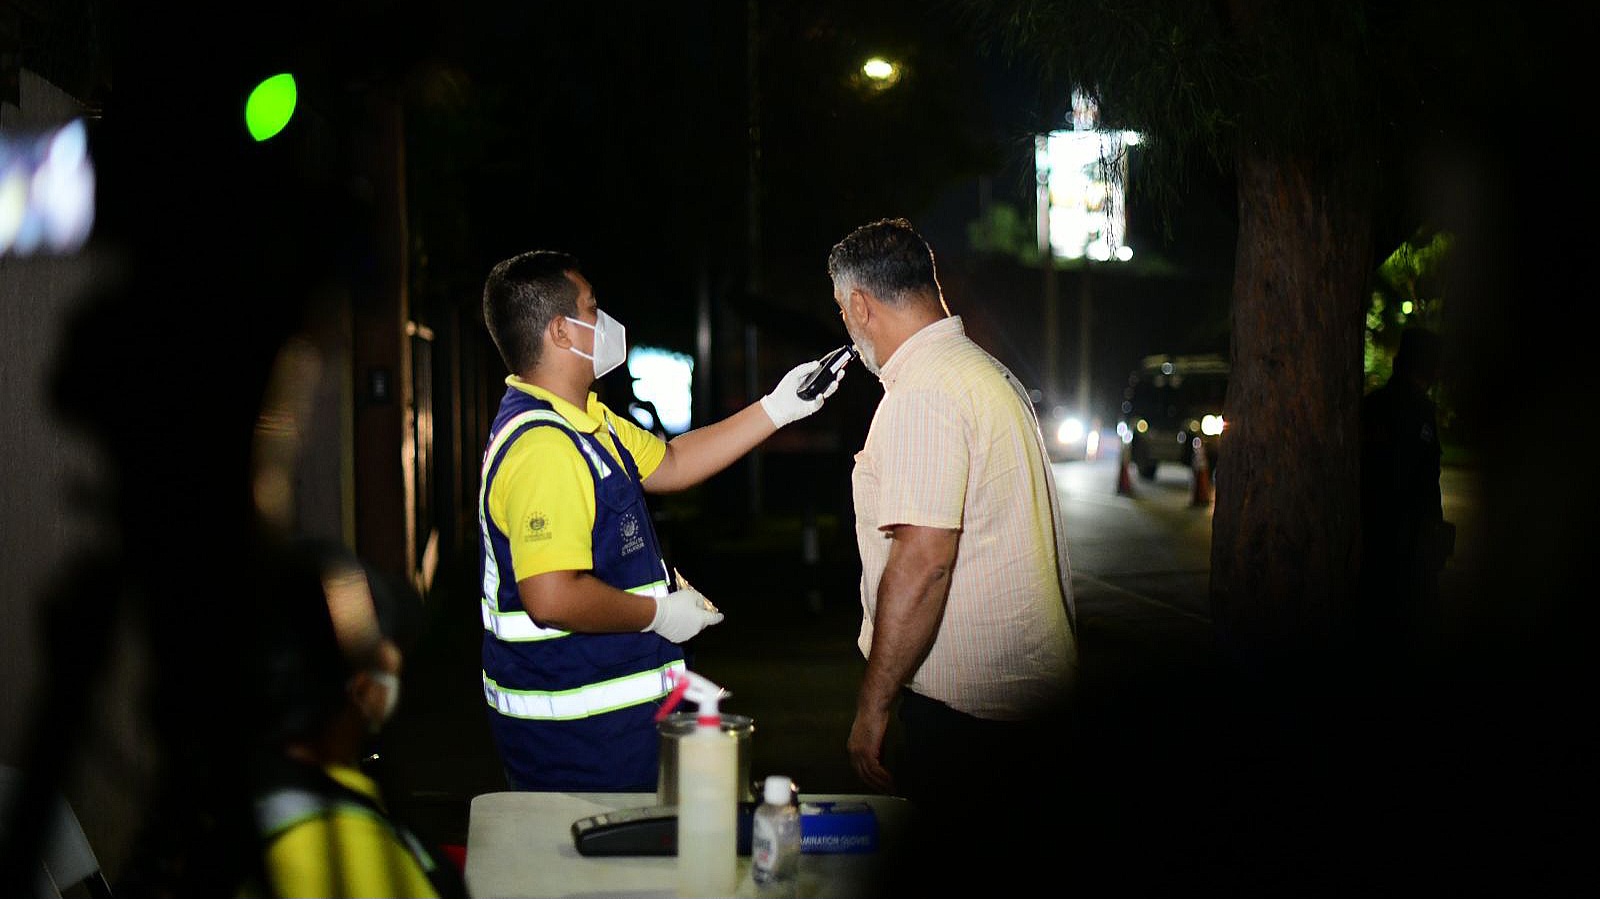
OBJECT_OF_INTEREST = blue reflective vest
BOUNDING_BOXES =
[478,386,682,790]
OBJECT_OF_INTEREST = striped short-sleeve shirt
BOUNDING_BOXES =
[852,315,1077,720]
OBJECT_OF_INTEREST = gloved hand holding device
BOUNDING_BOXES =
[759,346,852,428]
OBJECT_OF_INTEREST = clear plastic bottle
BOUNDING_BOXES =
[750,775,800,899]
[674,672,738,898]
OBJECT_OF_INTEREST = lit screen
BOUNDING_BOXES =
[626,345,694,435]
[0,119,94,256]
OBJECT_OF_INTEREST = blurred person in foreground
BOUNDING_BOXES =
[827,218,1077,885]
[1359,326,1450,672]
[478,250,844,791]
[242,537,468,899]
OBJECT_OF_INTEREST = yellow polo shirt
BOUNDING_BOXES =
[487,377,666,582]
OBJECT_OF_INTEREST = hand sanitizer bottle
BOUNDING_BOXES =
[672,670,737,898]
[751,774,800,898]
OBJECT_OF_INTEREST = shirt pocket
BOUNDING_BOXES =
[595,463,641,515]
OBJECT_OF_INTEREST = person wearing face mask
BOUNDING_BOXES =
[827,218,1077,893]
[241,536,469,899]
[477,249,843,792]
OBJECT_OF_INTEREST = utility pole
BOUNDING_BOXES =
[1035,134,1058,405]
[744,0,763,515]
[1078,258,1092,421]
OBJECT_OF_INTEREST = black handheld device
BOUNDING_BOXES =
[796,344,859,400]
[571,803,758,856]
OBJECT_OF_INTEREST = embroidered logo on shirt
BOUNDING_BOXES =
[620,512,644,556]
[525,512,552,542]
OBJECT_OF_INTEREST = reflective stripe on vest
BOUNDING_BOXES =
[479,407,629,631]
[480,579,670,641]
[482,659,686,720]
[256,788,437,875]
[478,411,578,612]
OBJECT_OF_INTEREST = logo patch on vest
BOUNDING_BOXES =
[525,512,552,542]
[620,512,644,556]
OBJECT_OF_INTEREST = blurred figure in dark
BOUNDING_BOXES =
[1359,326,1449,670]
[240,537,468,899]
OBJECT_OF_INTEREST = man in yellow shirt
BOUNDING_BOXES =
[479,249,844,791]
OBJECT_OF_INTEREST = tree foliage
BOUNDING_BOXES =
[945,0,1519,676]
[1366,230,1453,384]
[949,0,1501,249]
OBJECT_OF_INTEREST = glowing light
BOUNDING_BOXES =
[1201,414,1226,436]
[626,345,694,434]
[246,73,298,141]
[862,57,896,81]
[0,120,95,256]
[1056,417,1085,444]
[1035,90,1140,262]
[857,56,902,92]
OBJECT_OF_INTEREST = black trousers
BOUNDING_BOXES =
[887,689,1062,896]
[895,688,1053,804]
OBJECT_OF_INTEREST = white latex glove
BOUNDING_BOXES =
[759,359,842,428]
[643,572,724,643]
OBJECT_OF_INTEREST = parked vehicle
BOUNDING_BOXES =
[1117,353,1228,480]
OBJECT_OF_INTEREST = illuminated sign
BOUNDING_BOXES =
[1035,91,1139,262]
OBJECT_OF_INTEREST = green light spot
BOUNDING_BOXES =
[245,73,297,141]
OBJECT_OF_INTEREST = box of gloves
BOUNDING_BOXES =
[799,800,878,854]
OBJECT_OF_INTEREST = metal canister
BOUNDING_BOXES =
[656,712,755,805]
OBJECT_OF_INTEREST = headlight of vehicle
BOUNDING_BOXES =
[1055,416,1085,446]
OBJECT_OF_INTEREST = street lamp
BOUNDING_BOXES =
[856,56,902,92]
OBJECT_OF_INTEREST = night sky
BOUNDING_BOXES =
[62,0,1247,430]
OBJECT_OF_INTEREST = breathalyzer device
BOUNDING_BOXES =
[796,345,859,400]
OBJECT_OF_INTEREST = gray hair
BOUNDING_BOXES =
[826,217,941,306]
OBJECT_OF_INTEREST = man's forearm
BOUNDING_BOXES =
[858,526,958,714]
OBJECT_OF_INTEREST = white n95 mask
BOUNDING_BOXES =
[365,670,401,733]
[565,309,628,379]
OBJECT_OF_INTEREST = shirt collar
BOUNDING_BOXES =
[506,376,604,434]
[878,315,963,388]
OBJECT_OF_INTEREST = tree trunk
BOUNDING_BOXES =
[1209,144,1372,681]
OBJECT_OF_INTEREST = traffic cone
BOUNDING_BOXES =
[1190,438,1213,506]
[1116,442,1135,496]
